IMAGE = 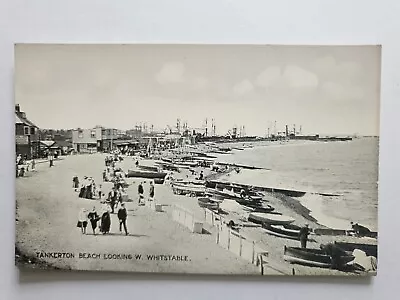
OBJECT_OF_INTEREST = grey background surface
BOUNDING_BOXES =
[1,0,398,299]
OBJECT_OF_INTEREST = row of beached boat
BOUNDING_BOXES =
[283,240,378,270]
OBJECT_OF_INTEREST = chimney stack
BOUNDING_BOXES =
[15,104,20,113]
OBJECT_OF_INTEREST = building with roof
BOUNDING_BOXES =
[15,104,39,159]
[72,126,125,153]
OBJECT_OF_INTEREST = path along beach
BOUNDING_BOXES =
[15,141,378,276]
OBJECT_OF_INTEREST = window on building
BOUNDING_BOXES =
[24,126,30,135]
[91,130,96,138]
[30,127,35,135]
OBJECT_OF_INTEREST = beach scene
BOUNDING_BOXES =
[14,44,380,276]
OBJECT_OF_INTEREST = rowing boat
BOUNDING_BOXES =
[205,187,263,202]
[172,182,206,196]
[126,170,167,179]
[241,203,275,213]
[137,165,159,172]
[263,223,301,239]
[284,246,355,268]
[155,161,180,172]
[334,242,378,258]
[197,197,221,210]
[248,212,295,225]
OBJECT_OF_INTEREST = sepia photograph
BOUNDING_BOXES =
[14,44,380,276]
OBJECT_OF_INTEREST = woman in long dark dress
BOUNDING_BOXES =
[87,207,99,235]
[100,210,111,234]
[78,185,85,198]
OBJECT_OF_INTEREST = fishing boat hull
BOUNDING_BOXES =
[334,242,378,258]
[153,178,165,185]
[197,197,221,210]
[155,161,180,171]
[205,188,263,202]
[241,203,275,213]
[126,170,167,179]
[137,165,159,172]
[284,246,355,268]
[206,180,306,198]
[263,223,301,239]
[172,183,206,196]
[248,212,295,225]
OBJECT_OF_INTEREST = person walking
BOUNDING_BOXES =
[77,208,88,234]
[117,203,128,235]
[87,207,100,235]
[109,188,117,213]
[98,184,103,200]
[73,176,79,189]
[31,159,36,172]
[49,152,54,167]
[149,181,155,201]
[138,182,144,205]
[100,209,111,234]
[298,224,310,248]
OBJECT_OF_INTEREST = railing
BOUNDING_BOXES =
[204,208,294,275]
[171,205,203,233]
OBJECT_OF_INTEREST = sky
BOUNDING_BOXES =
[14,44,381,136]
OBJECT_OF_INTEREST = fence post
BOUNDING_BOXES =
[260,255,264,275]
[216,225,220,244]
[239,235,243,257]
[252,241,255,264]
[227,229,231,250]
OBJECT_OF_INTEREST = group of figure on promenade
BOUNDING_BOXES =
[75,176,103,200]
[77,203,129,236]
[75,153,157,236]
[16,151,58,177]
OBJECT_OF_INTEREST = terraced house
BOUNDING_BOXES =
[15,104,39,159]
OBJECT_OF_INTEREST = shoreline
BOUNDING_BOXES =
[15,153,376,276]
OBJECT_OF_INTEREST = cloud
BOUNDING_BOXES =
[321,81,365,101]
[255,65,318,89]
[156,62,185,84]
[313,56,361,81]
[233,79,254,96]
[191,77,208,90]
[283,65,319,88]
[255,66,282,88]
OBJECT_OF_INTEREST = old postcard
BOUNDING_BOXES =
[15,44,380,276]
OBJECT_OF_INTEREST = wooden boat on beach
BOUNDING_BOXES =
[197,197,222,210]
[241,203,275,213]
[283,246,355,268]
[334,242,378,258]
[173,179,206,185]
[137,165,159,172]
[248,212,295,225]
[263,223,302,240]
[172,182,206,196]
[206,180,307,198]
[205,187,264,202]
[155,161,180,172]
[313,228,378,238]
[126,170,167,179]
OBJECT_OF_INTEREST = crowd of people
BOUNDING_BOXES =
[75,154,158,237]
[77,203,129,236]
[76,176,102,200]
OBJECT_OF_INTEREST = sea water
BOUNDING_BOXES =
[214,138,379,231]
